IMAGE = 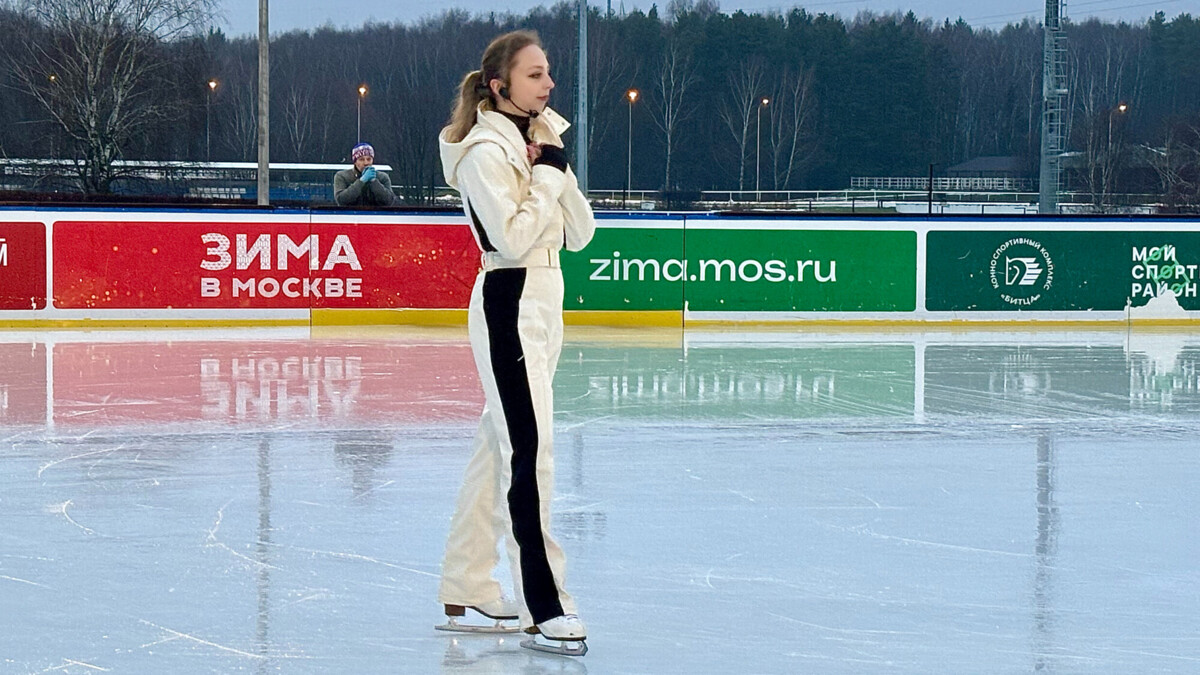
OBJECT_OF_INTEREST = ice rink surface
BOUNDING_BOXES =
[2,326,1198,674]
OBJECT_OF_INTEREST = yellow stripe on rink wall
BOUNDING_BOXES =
[6,313,1200,329]
[0,318,310,329]
[683,318,1200,329]
[311,308,468,326]
[565,311,682,327]
[311,310,1200,329]
[311,309,682,328]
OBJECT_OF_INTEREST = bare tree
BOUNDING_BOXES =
[1068,23,1146,209]
[766,64,817,190]
[222,48,259,162]
[717,59,764,191]
[1145,122,1200,212]
[279,85,313,162]
[586,16,637,163]
[272,38,315,162]
[649,35,697,191]
[665,0,719,22]
[11,0,217,192]
[378,24,461,204]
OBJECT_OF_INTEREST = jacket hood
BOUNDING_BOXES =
[440,104,571,189]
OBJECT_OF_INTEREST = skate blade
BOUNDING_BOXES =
[436,620,519,634]
[521,637,588,656]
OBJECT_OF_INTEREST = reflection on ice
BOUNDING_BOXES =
[441,636,588,675]
[334,435,395,501]
[1032,433,1059,674]
[7,328,1200,434]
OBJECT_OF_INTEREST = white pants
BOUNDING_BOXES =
[438,264,576,628]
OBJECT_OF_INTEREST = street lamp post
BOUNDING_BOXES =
[1105,102,1130,205]
[1108,101,1129,150]
[256,0,269,206]
[206,79,218,162]
[928,163,935,214]
[626,89,638,210]
[48,74,58,158]
[756,97,769,202]
[357,84,368,143]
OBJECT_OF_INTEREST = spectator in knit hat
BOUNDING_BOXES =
[334,142,398,206]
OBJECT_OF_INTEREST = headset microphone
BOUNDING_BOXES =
[499,86,539,118]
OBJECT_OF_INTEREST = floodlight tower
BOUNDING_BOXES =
[1038,0,1068,214]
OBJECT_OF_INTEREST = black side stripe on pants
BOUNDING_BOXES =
[468,202,498,253]
[482,268,565,625]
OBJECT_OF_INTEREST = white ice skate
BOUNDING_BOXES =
[436,597,520,634]
[520,614,588,656]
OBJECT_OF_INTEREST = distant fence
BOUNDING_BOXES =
[851,176,1038,191]
[0,159,393,203]
[0,159,1180,213]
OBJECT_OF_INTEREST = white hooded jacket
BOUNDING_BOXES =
[439,105,595,264]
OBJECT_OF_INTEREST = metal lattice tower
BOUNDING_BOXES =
[1039,0,1068,214]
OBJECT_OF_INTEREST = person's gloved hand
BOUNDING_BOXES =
[360,166,377,183]
[533,144,569,172]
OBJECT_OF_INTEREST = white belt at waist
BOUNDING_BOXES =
[481,247,560,270]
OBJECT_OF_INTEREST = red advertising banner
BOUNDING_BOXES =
[0,342,47,425]
[52,220,479,309]
[312,223,479,309]
[0,222,47,310]
[52,339,482,427]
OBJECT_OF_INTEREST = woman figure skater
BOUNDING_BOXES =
[434,29,595,657]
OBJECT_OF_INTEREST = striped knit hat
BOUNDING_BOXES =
[351,143,374,161]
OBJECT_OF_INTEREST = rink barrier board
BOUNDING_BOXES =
[4,207,1200,327]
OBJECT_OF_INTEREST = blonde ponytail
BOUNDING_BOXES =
[444,31,542,143]
[446,70,489,143]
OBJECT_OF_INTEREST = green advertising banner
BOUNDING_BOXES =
[561,224,685,310]
[927,231,1200,311]
[684,228,916,312]
[563,223,917,312]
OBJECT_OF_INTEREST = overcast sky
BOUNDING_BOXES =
[219,0,1190,38]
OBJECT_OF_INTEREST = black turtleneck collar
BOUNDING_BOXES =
[498,110,533,142]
